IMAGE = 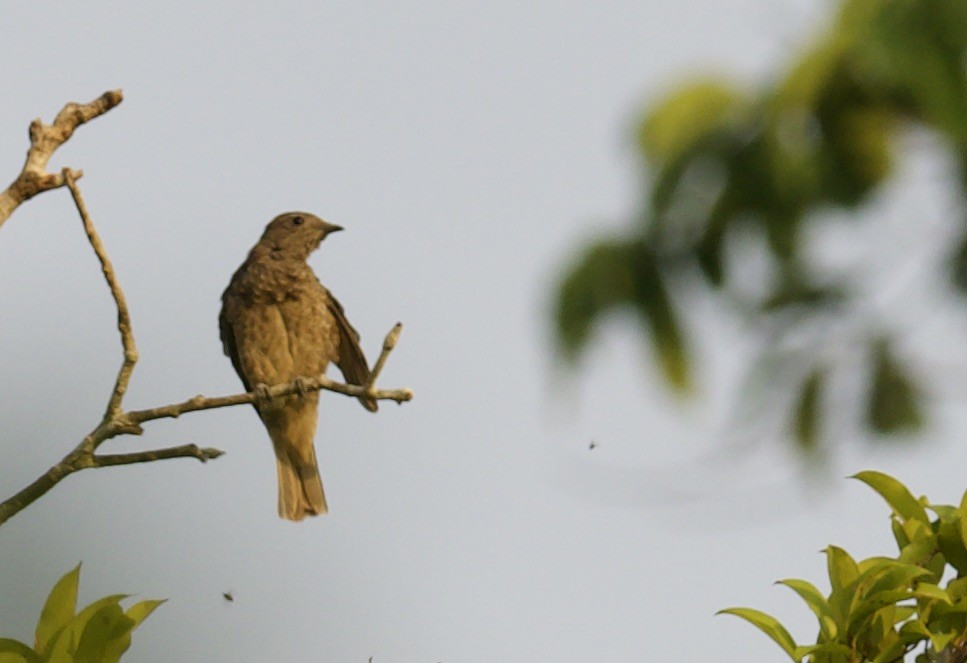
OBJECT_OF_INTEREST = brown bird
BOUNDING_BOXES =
[219,211,377,521]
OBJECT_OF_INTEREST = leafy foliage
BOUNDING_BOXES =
[719,472,967,661]
[0,564,163,663]
[551,0,967,453]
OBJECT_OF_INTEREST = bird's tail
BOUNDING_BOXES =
[264,400,328,520]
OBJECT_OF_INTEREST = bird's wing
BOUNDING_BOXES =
[327,290,378,412]
[219,300,253,393]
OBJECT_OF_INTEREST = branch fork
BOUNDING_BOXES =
[0,92,412,527]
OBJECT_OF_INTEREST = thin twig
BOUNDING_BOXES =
[94,445,225,467]
[63,170,138,420]
[366,322,402,390]
[0,90,122,227]
[124,366,413,431]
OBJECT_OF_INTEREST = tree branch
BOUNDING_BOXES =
[0,353,411,527]
[0,90,413,529]
[0,90,123,227]
[94,445,225,467]
[63,169,138,420]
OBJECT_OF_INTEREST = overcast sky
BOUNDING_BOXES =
[3,1,967,661]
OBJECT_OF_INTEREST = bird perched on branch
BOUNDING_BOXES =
[219,212,377,520]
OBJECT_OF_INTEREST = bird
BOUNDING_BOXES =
[219,211,377,520]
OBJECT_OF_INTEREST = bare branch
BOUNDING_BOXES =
[0,457,79,526]
[0,326,412,527]
[95,445,225,467]
[63,170,138,420]
[125,345,414,429]
[0,91,413,528]
[0,90,123,227]
[366,322,402,390]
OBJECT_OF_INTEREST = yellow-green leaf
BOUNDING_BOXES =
[793,368,823,451]
[852,471,929,523]
[929,629,958,653]
[958,488,967,552]
[102,599,166,663]
[74,604,134,663]
[898,536,938,566]
[34,564,80,653]
[826,545,860,594]
[865,563,932,599]
[639,80,743,167]
[124,599,165,629]
[716,607,799,659]
[777,578,837,639]
[866,341,923,434]
[45,595,128,663]
[0,639,40,663]
[913,583,951,605]
[947,578,967,602]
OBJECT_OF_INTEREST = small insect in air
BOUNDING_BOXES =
[589,440,597,450]
[222,591,234,602]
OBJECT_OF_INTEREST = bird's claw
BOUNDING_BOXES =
[293,376,310,400]
[253,383,272,407]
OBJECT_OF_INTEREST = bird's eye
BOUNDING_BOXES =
[292,215,304,226]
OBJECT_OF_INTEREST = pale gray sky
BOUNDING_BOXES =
[2,1,966,661]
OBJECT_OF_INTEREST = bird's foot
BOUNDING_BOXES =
[292,376,310,400]
[253,383,272,407]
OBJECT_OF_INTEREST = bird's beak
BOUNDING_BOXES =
[322,222,343,234]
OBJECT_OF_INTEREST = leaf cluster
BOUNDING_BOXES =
[554,0,967,449]
[720,472,967,662]
[0,565,163,663]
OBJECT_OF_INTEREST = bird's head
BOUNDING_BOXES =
[259,211,343,260]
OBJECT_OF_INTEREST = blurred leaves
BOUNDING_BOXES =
[555,238,689,391]
[867,341,924,435]
[721,473,967,661]
[551,0,967,455]
[794,367,824,452]
[0,565,163,663]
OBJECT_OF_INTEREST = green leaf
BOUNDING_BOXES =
[554,238,690,391]
[826,545,860,594]
[45,595,128,663]
[898,536,938,566]
[632,261,690,392]
[870,636,909,663]
[793,367,823,451]
[716,607,799,659]
[949,233,967,293]
[852,471,929,523]
[913,583,951,605]
[124,599,165,629]
[937,520,967,576]
[891,517,910,551]
[958,488,967,553]
[777,578,837,639]
[928,504,958,523]
[0,639,40,663]
[847,589,913,640]
[74,604,134,663]
[864,564,931,599]
[102,600,166,662]
[825,546,861,632]
[800,641,857,661]
[554,239,644,363]
[946,577,967,602]
[928,628,958,653]
[866,340,924,435]
[34,564,80,653]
